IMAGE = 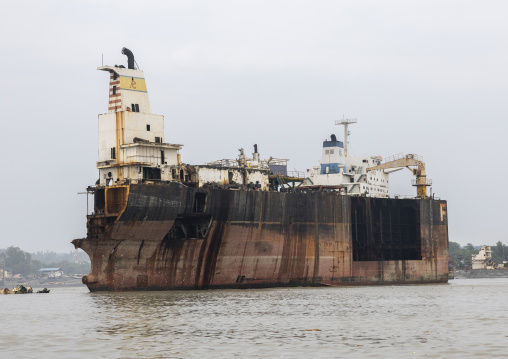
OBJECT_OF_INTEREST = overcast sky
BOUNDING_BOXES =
[1,1,507,252]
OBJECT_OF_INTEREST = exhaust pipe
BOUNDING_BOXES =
[121,47,135,69]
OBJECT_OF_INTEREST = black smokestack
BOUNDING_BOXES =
[121,47,135,69]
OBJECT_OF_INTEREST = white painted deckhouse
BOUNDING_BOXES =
[96,48,183,186]
[301,118,392,197]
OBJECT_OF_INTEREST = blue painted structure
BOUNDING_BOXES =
[321,139,344,174]
[323,140,344,148]
[320,163,342,174]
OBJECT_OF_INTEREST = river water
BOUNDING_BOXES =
[1,278,508,358]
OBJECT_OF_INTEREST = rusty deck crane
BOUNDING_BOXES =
[367,154,432,198]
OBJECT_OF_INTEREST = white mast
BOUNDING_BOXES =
[335,116,357,157]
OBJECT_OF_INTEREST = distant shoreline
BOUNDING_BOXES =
[454,269,508,279]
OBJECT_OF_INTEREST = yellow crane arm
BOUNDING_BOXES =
[366,154,431,199]
[367,154,423,172]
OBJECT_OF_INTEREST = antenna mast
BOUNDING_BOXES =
[335,116,357,157]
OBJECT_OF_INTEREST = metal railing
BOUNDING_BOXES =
[286,171,306,179]
[383,153,423,163]
[411,178,432,186]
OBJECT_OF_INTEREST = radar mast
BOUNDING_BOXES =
[335,116,357,157]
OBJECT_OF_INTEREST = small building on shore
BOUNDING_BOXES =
[39,268,63,278]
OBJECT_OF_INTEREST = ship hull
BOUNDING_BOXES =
[73,183,449,291]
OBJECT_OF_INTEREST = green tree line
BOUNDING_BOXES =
[0,246,90,276]
[0,247,41,275]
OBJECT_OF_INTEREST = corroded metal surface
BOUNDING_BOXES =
[73,183,449,291]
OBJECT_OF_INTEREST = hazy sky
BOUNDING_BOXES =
[1,1,507,252]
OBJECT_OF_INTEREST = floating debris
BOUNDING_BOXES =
[1,285,49,294]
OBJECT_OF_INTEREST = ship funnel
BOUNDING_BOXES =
[121,47,135,69]
[253,144,260,163]
[331,134,337,142]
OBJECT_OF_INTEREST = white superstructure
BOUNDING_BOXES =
[96,50,183,186]
[302,120,390,197]
[95,49,408,196]
[95,48,271,190]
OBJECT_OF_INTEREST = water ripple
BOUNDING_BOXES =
[1,279,508,358]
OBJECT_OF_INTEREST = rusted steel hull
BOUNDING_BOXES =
[73,183,449,291]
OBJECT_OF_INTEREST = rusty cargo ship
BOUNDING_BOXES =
[72,48,449,291]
